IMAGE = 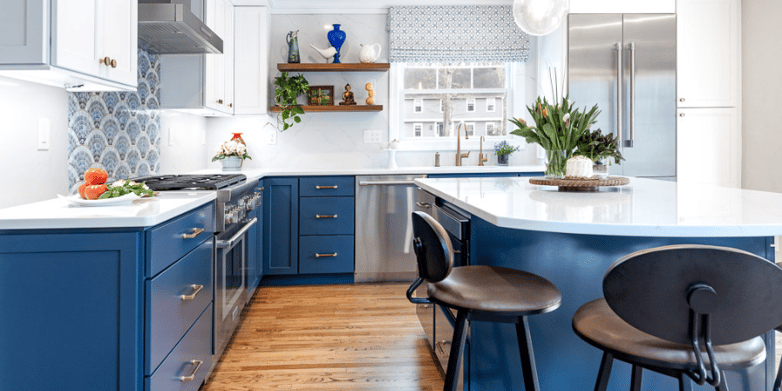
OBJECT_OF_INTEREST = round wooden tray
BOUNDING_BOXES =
[529,176,630,192]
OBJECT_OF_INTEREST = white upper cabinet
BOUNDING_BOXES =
[233,6,269,115]
[0,0,137,91]
[677,107,740,188]
[677,0,740,108]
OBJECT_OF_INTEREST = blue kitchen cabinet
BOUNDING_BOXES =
[263,177,299,275]
[0,232,142,391]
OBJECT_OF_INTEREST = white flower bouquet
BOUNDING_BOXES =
[212,140,251,162]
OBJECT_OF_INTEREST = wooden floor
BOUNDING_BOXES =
[201,283,445,391]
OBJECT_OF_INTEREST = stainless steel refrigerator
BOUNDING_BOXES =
[568,14,676,179]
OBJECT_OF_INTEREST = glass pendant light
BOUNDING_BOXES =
[512,0,570,36]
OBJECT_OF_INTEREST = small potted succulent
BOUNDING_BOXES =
[494,140,520,166]
[574,129,624,178]
[212,139,251,171]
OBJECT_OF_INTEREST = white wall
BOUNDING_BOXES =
[158,111,210,174]
[741,0,782,192]
[204,13,542,170]
[0,76,69,209]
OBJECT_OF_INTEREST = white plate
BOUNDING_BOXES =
[58,193,141,207]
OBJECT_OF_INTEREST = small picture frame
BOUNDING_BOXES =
[307,85,334,106]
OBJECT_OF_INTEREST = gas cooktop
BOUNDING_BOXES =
[131,174,247,191]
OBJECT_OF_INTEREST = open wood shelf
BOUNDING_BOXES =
[269,105,383,112]
[277,63,390,72]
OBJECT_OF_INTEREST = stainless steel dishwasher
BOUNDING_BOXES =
[355,174,426,282]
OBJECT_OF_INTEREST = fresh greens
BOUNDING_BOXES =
[575,129,625,164]
[98,180,154,199]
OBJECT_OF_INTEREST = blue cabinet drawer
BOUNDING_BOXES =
[299,197,354,235]
[146,240,213,375]
[299,235,354,274]
[147,203,214,277]
[146,304,212,391]
[300,176,354,197]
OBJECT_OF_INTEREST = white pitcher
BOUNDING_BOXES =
[359,43,382,63]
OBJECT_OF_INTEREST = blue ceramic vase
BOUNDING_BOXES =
[286,30,300,63]
[327,24,346,64]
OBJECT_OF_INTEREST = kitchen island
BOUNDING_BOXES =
[414,176,782,391]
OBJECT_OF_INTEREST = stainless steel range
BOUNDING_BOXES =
[133,173,261,364]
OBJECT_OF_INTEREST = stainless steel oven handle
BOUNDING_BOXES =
[359,180,418,186]
[178,360,203,382]
[180,284,204,301]
[216,217,257,249]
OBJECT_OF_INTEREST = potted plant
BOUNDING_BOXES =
[574,129,624,178]
[494,140,520,166]
[509,96,600,178]
[273,71,309,131]
[212,139,251,171]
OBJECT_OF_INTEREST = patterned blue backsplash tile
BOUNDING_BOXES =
[67,49,161,193]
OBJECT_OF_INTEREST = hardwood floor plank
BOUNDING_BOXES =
[201,283,444,391]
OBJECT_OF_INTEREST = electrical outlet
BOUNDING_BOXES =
[364,129,382,143]
[168,127,174,146]
[37,118,50,150]
[267,130,277,145]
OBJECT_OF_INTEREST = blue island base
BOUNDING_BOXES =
[468,216,775,391]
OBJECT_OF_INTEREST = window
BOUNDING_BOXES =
[414,123,423,137]
[465,122,475,137]
[395,63,514,145]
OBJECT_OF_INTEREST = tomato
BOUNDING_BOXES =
[78,183,88,199]
[84,168,108,186]
[85,184,107,200]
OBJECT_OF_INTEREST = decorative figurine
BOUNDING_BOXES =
[310,44,337,63]
[286,30,300,63]
[359,43,382,63]
[327,24,346,64]
[339,84,356,105]
[365,82,375,105]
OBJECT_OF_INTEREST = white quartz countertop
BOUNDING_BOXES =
[0,191,216,230]
[0,166,544,230]
[415,177,782,237]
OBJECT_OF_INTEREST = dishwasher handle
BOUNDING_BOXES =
[359,180,418,186]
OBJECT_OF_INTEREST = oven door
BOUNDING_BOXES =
[214,217,256,358]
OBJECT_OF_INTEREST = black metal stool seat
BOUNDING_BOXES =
[429,265,561,316]
[407,211,562,391]
[574,299,767,371]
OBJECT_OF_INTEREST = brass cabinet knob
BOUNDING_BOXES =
[228,103,233,108]
[99,56,111,66]
[110,59,117,68]
[679,98,685,102]
[679,113,685,117]
[217,99,224,104]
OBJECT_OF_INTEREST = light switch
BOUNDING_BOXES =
[267,130,277,145]
[37,118,50,150]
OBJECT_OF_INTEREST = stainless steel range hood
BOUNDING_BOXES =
[138,0,223,54]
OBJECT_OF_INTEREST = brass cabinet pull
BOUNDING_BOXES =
[179,360,203,382]
[180,284,204,301]
[315,185,338,189]
[181,228,205,239]
[315,214,337,219]
[99,56,111,66]
[315,253,337,258]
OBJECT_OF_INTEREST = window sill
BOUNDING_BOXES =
[390,137,526,152]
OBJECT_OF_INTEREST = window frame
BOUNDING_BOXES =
[413,123,423,137]
[466,98,476,112]
[389,62,527,151]
[486,97,496,112]
[413,99,423,113]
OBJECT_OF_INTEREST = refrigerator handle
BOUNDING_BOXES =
[626,42,636,148]
[615,42,623,143]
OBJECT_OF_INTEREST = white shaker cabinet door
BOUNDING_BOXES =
[52,0,101,78]
[0,0,47,64]
[99,0,137,87]
[233,6,269,115]
[223,3,235,114]
[677,107,740,188]
[677,0,740,108]
[205,0,228,112]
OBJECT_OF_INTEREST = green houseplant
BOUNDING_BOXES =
[273,71,309,131]
[574,129,624,178]
[494,140,520,166]
[509,96,600,178]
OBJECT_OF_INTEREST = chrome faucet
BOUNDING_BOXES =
[455,122,470,166]
[478,136,488,166]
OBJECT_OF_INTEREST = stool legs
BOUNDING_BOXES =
[775,354,782,391]
[630,365,643,391]
[516,316,540,391]
[594,352,614,391]
[443,309,468,391]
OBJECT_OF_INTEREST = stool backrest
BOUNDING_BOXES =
[603,244,782,346]
[412,211,454,284]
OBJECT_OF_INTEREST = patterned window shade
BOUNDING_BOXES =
[387,6,530,63]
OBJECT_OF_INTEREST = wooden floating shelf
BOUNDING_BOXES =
[277,63,390,72]
[269,105,383,112]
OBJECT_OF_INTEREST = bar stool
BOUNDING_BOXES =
[406,211,562,391]
[572,245,782,391]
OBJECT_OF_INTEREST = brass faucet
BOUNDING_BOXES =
[478,136,488,166]
[455,122,470,166]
